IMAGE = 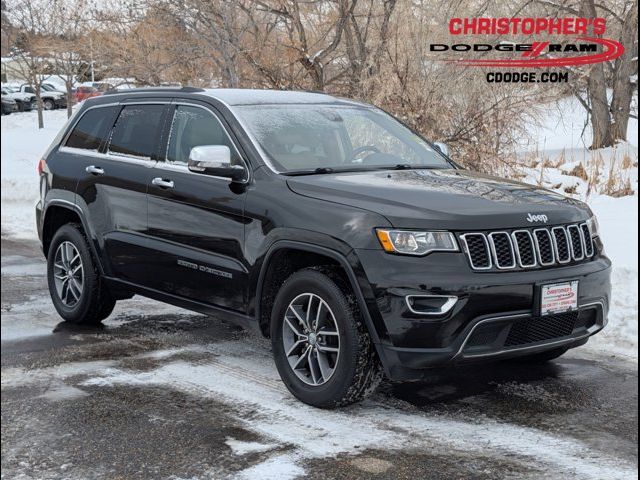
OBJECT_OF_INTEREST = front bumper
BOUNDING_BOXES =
[354,248,611,380]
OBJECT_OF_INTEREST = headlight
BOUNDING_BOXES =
[376,229,458,256]
[586,215,600,238]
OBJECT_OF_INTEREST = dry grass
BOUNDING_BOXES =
[564,184,578,194]
[563,163,588,181]
[621,152,634,169]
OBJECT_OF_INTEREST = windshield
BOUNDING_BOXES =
[234,105,451,173]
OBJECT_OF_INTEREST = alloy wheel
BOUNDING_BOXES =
[53,241,84,307]
[282,292,341,386]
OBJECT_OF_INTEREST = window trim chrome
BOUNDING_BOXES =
[58,145,156,168]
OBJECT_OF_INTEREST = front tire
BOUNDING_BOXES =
[47,224,115,325]
[271,268,382,408]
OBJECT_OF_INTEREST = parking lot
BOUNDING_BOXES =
[2,236,637,479]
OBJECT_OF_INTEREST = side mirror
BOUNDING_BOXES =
[433,142,450,157]
[188,145,246,182]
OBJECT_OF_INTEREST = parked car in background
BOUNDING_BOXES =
[42,83,67,94]
[1,92,16,114]
[1,87,35,112]
[15,84,67,110]
[73,86,102,103]
[80,81,116,93]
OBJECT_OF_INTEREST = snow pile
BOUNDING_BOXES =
[1,109,71,238]
[517,94,638,198]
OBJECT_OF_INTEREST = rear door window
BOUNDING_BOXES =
[107,104,166,159]
[65,106,119,151]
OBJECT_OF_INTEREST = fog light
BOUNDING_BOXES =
[406,295,458,315]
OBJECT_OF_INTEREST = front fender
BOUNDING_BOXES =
[251,236,391,346]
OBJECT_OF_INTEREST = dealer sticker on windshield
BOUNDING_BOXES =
[540,281,578,315]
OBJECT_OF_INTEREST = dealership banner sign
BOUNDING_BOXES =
[431,17,625,82]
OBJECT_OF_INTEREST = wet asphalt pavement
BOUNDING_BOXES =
[1,236,638,480]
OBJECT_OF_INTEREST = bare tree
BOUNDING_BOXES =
[535,0,638,148]
[610,0,638,141]
[49,1,92,118]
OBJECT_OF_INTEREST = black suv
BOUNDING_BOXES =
[37,88,611,408]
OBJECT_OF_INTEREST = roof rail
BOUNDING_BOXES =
[103,86,205,95]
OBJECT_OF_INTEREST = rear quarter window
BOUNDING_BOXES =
[65,106,119,151]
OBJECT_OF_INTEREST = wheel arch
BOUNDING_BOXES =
[255,241,384,348]
[41,201,105,274]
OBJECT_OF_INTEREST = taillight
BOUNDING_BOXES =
[37,158,46,175]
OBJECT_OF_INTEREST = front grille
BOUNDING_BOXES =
[461,234,491,269]
[567,225,584,260]
[581,224,594,257]
[534,229,555,265]
[512,230,536,267]
[488,232,516,269]
[504,311,578,346]
[463,309,598,355]
[552,227,571,263]
[461,223,594,271]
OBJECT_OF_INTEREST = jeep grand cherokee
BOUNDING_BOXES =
[36,88,611,408]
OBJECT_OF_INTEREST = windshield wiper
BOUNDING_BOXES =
[283,167,335,176]
[283,164,447,176]
[372,164,446,171]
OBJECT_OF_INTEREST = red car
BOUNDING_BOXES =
[73,86,102,103]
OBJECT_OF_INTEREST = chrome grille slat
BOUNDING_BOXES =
[533,228,555,266]
[462,223,595,271]
[488,232,516,269]
[461,234,492,270]
[580,223,594,257]
[512,230,537,268]
[567,224,585,260]
[552,226,571,264]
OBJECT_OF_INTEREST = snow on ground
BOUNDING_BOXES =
[1,109,72,239]
[517,94,638,199]
[1,104,637,360]
[2,339,637,480]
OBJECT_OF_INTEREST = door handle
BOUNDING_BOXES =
[152,177,175,189]
[85,165,104,175]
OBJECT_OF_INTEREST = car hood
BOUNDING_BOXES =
[286,169,590,230]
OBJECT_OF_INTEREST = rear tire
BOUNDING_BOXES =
[43,98,55,110]
[509,346,569,364]
[47,223,116,325]
[270,268,382,408]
